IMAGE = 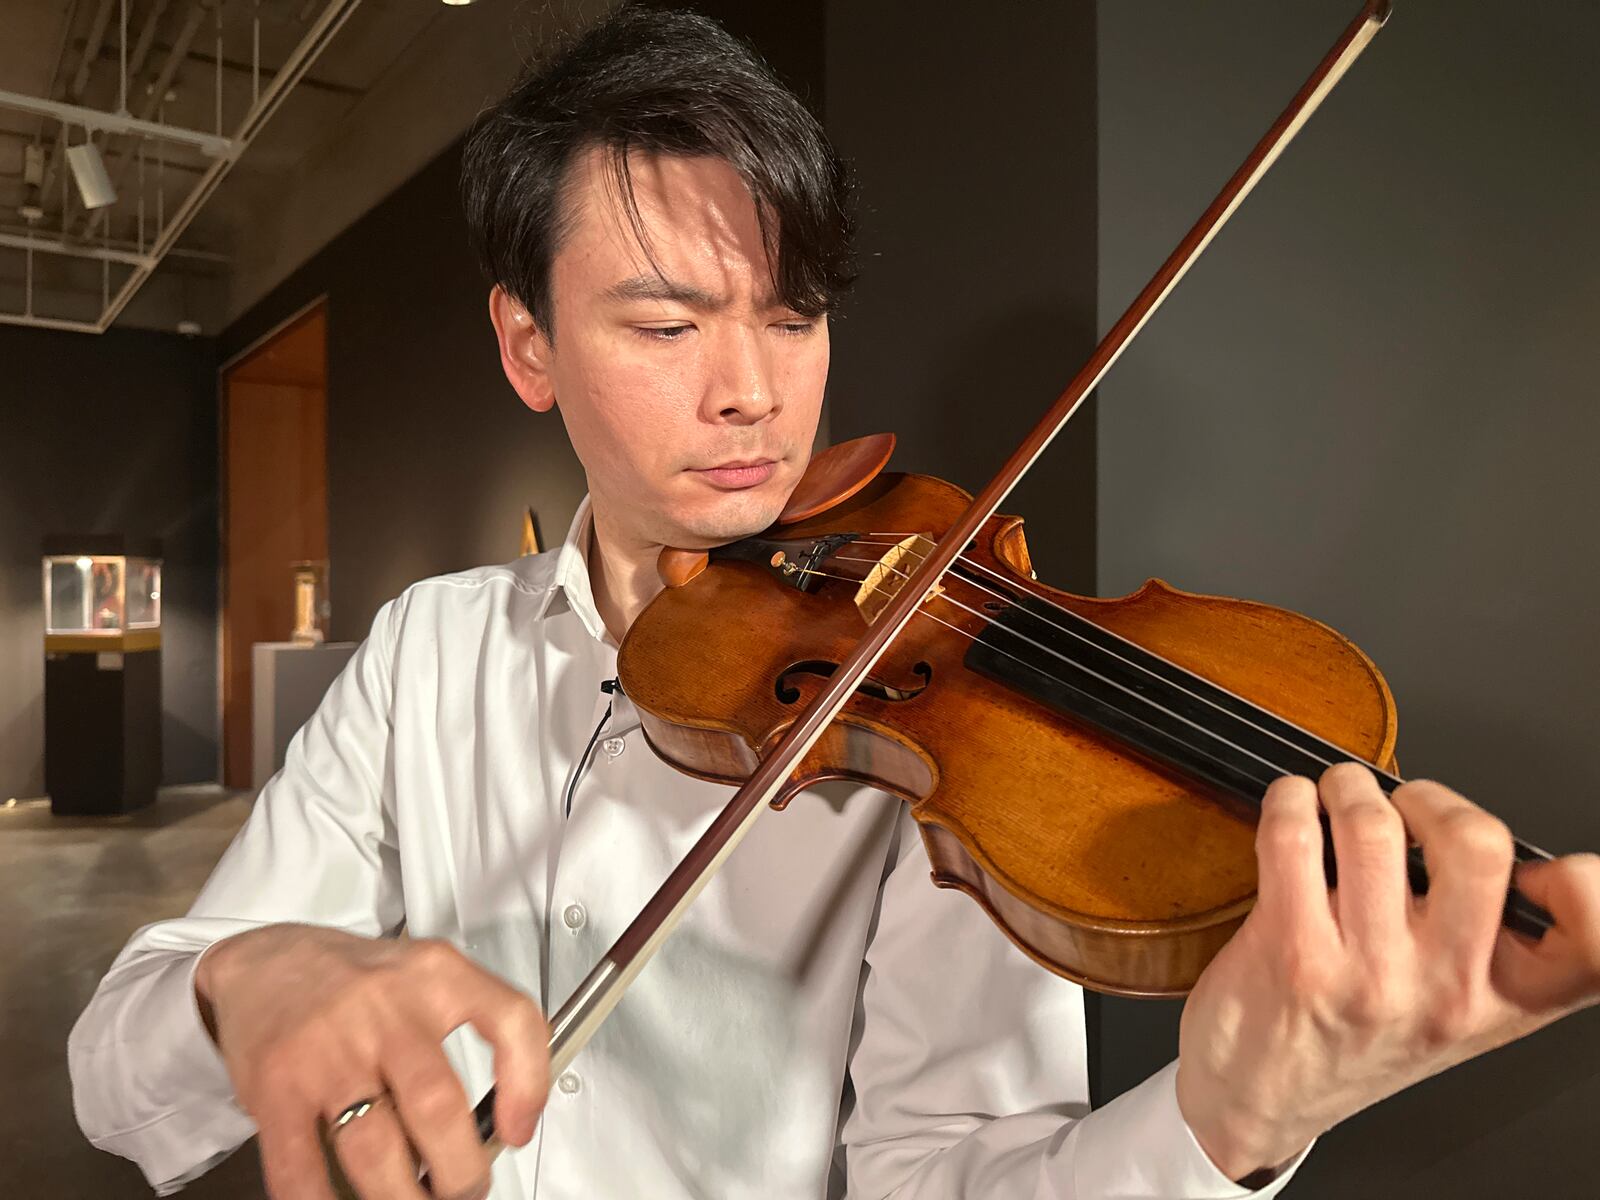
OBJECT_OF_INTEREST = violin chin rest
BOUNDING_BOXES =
[657,547,709,588]
[778,433,896,525]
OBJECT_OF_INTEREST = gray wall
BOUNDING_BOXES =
[825,3,1099,592]
[0,325,219,795]
[1096,1,1600,1192]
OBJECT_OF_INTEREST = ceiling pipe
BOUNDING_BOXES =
[0,229,151,268]
[0,0,363,333]
[126,0,176,90]
[77,0,213,241]
[76,38,364,98]
[0,225,229,267]
[37,0,177,228]
[36,0,119,229]
[0,310,102,334]
[68,0,119,100]
[0,125,210,174]
[0,89,235,158]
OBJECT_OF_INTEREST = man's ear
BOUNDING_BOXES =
[488,285,556,414]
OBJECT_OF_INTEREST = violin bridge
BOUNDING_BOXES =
[855,534,941,625]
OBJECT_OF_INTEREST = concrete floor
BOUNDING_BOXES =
[1,787,269,1198]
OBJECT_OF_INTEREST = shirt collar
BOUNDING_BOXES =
[540,494,610,644]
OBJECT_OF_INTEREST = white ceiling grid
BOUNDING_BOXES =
[0,0,443,334]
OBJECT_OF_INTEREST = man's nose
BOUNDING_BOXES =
[703,327,778,425]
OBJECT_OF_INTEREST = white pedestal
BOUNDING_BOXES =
[251,642,357,790]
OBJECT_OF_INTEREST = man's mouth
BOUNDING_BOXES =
[690,459,779,489]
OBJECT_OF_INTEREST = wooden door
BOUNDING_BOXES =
[221,304,328,788]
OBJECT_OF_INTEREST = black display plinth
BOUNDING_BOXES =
[45,646,162,815]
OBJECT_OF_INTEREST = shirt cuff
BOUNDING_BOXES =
[1067,1061,1313,1199]
[76,946,256,1193]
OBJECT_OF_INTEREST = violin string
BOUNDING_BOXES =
[817,543,1387,794]
[844,544,1368,781]
[838,535,1378,777]
[828,536,1551,865]
[802,560,1296,792]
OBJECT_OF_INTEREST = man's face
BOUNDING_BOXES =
[492,147,830,550]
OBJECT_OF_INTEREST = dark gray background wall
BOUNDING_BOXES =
[824,3,1098,591]
[1096,1,1600,1193]
[0,325,219,795]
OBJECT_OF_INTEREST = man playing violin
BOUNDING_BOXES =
[69,8,1600,1200]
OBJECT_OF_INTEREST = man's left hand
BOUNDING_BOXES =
[1175,763,1600,1182]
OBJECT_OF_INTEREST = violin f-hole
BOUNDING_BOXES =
[775,659,933,705]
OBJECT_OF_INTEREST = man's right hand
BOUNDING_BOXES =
[195,924,548,1200]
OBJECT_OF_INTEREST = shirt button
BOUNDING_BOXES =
[556,1071,582,1095]
[601,735,626,758]
[562,903,586,930]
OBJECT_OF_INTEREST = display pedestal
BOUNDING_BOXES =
[251,642,357,789]
[45,646,161,815]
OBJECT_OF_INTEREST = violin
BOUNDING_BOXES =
[623,440,1552,998]
[423,0,1565,1180]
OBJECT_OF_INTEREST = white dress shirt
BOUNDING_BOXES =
[69,499,1309,1199]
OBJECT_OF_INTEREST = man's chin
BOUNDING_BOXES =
[665,483,789,548]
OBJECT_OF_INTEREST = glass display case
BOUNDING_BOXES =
[43,554,162,637]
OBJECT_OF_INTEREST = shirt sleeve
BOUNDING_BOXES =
[67,598,409,1195]
[838,805,1312,1200]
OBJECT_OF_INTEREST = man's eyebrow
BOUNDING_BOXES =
[602,275,724,308]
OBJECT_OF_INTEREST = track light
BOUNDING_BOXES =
[19,143,44,221]
[66,140,117,210]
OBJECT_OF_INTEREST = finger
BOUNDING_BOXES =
[1389,779,1513,972]
[1320,762,1411,951]
[1492,853,1600,1013]
[410,941,550,1147]
[328,1092,429,1200]
[383,1034,489,1200]
[257,1110,340,1200]
[1254,774,1337,939]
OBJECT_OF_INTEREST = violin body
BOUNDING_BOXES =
[618,471,1398,997]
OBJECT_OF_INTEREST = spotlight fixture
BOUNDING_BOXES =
[19,143,45,221]
[440,0,475,6]
[66,140,117,210]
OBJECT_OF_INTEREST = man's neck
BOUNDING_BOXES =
[586,501,667,645]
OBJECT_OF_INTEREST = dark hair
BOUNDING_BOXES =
[460,5,856,338]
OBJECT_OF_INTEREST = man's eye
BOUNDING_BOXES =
[774,321,816,337]
[636,325,693,342]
